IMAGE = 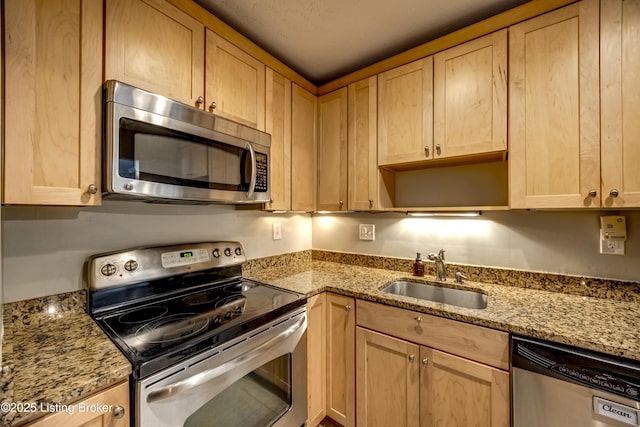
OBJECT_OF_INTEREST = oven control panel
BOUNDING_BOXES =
[86,242,247,290]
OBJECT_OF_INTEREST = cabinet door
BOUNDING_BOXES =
[356,327,420,427]
[326,294,355,427]
[601,0,640,207]
[421,348,509,427]
[348,77,379,211]
[206,30,266,130]
[291,84,317,211]
[317,88,348,211]
[378,57,433,166]
[4,0,102,206]
[509,0,600,208]
[434,30,507,159]
[307,294,326,427]
[26,381,129,427]
[265,68,292,211]
[105,0,204,107]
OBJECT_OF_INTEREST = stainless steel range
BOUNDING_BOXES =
[85,242,307,427]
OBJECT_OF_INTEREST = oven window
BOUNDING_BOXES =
[184,354,292,427]
[118,118,251,191]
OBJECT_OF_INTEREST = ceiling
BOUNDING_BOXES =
[194,0,529,85]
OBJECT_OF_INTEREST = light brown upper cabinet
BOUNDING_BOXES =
[317,88,348,211]
[348,77,379,211]
[509,0,600,208]
[433,30,507,159]
[264,68,292,211]
[378,58,434,166]
[206,31,266,130]
[291,84,318,212]
[601,0,640,208]
[105,0,205,108]
[4,0,102,206]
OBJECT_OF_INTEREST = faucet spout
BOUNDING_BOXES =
[427,249,447,282]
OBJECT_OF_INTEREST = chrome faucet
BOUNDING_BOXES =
[428,249,447,282]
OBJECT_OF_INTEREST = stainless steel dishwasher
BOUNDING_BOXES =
[512,335,640,427]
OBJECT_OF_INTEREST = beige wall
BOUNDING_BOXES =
[313,210,640,282]
[1,201,311,302]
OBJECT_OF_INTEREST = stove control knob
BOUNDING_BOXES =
[212,249,220,258]
[224,248,232,257]
[224,311,233,320]
[213,316,221,324]
[124,260,138,272]
[234,247,243,256]
[100,263,117,276]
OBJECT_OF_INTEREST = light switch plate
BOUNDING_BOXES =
[359,224,375,241]
[272,222,282,240]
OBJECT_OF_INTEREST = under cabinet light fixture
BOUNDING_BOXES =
[406,211,482,217]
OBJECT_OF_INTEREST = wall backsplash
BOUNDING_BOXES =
[3,203,639,303]
[1,201,311,303]
[312,210,640,282]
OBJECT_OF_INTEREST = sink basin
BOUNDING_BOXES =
[381,280,487,310]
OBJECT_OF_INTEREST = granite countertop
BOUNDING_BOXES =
[0,290,131,427]
[243,258,640,362]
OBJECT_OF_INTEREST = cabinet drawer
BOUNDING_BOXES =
[356,300,509,370]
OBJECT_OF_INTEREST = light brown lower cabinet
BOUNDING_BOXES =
[307,293,327,427]
[356,300,510,427]
[25,381,129,427]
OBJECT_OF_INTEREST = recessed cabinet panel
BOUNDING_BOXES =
[601,0,640,207]
[378,58,433,166]
[291,84,317,212]
[348,77,379,211]
[105,0,204,107]
[206,30,266,130]
[4,0,102,205]
[265,68,292,211]
[356,327,420,427]
[509,1,600,208]
[434,30,507,158]
[317,88,348,211]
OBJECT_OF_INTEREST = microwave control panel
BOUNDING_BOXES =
[255,153,268,192]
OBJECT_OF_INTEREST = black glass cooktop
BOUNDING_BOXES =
[93,279,304,379]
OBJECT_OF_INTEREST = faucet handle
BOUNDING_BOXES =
[438,249,446,260]
[455,271,467,284]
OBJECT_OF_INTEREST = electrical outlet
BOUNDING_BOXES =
[359,224,375,241]
[272,222,282,240]
[600,230,624,255]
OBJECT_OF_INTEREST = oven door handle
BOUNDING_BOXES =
[245,141,257,199]
[146,315,304,404]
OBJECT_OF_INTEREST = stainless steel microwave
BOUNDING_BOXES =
[103,80,270,204]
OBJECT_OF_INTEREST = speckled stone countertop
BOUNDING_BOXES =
[244,251,640,362]
[0,290,131,427]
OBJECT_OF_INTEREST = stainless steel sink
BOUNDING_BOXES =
[381,280,487,309]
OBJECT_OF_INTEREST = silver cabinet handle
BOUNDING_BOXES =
[339,200,344,209]
[610,189,620,198]
[422,357,429,366]
[409,354,415,362]
[113,405,125,419]
[345,305,352,312]
[209,101,217,112]
[424,146,430,157]
[588,189,597,198]
[435,144,442,155]
[195,96,204,107]
[87,184,98,195]
[414,316,422,323]
[369,199,373,210]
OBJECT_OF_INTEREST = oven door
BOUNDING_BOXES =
[138,308,307,427]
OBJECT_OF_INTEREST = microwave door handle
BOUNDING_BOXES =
[145,315,305,404]
[245,141,257,199]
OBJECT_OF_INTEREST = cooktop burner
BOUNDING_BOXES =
[86,241,305,379]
